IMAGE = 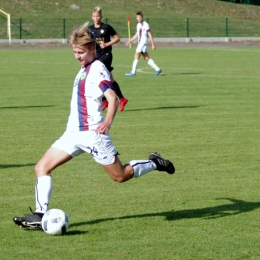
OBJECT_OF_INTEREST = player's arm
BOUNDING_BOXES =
[100,34,120,49]
[126,32,138,46]
[147,31,156,50]
[95,88,118,134]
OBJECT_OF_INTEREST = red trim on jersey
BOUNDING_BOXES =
[139,27,142,42]
[78,68,89,131]
[99,80,113,93]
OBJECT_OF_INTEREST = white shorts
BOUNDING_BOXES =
[136,43,148,53]
[51,131,118,165]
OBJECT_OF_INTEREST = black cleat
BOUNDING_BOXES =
[13,212,43,229]
[149,152,175,174]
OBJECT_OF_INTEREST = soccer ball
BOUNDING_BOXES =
[41,209,69,236]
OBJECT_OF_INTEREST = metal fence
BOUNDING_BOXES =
[220,0,260,4]
[1,16,260,40]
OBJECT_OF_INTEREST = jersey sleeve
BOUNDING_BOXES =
[145,22,151,33]
[107,24,117,37]
[97,63,114,93]
[99,80,114,93]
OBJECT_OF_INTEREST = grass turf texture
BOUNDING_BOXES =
[1,0,260,38]
[0,46,260,259]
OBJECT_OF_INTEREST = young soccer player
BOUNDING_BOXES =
[13,22,175,229]
[89,6,128,112]
[125,11,162,76]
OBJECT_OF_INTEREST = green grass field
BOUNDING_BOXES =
[0,45,260,259]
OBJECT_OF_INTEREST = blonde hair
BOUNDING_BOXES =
[70,21,95,48]
[92,6,102,16]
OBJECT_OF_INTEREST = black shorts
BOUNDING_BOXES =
[97,52,113,72]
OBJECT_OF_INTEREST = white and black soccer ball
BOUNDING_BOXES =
[41,209,69,236]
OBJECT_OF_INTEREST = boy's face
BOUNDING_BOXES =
[136,15,143,23]
[72,45,95,66]
[92,12,102,24]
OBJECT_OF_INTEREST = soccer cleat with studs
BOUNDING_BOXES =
[149,152,175,174]
[154,69,162,76]
[13,208,44,229]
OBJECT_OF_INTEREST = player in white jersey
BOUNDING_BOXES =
[13,22,175,229]
[125,11,162,76]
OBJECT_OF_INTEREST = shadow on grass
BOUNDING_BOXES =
[0,164,35,169]
[70,198,260,228]
[65,230,88,236]
[0,105,55,109]
[22,229,88,236]
[124,105,199,112]
[160,72,202,76]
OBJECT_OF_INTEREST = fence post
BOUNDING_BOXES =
[225,17,228,42]
[19,18,22,39]
[63,18,66,43]
[186,18,189,42]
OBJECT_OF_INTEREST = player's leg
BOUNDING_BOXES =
[102,156,134,182]
[143,52,162,75]
[110,73,124,99]
[13,132,77,229]
[35,147,72,177]
[13,147,72,229]
[125,51,142,76]
[87,132,174,181]
[102,155,155,182]
[34,147,73,211]
[105,54,125,100]
[110,72,128,112]
[98,53,112,110]
[102,153,175,183]
[100,53,128,111]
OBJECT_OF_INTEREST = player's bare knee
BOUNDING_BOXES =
[34,163,40,175]
[110,175,127,183]
[109,170,133,182]
[34,162,48,177]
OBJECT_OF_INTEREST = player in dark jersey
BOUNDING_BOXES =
[89,6,128,112]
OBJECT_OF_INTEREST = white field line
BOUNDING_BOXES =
[118,66,260,78]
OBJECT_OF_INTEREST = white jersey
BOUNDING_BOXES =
[136,21,150,45]
[66,59,113,132]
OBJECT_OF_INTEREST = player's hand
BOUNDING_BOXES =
[95,121,111,134]
[152,45,156,50]
[99,42,106,49]
[125,41,129,47]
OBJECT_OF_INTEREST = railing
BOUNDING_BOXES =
[0,17,260,40]
[220,0,260,4]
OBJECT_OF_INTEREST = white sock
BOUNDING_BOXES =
[35,176,52,214]
[148,59,160,71]
[131,59,139,74]
[129,160,156,178]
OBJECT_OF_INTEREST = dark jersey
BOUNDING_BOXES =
[89,23,117,57]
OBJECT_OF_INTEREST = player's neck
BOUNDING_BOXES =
[94,22,101,28]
